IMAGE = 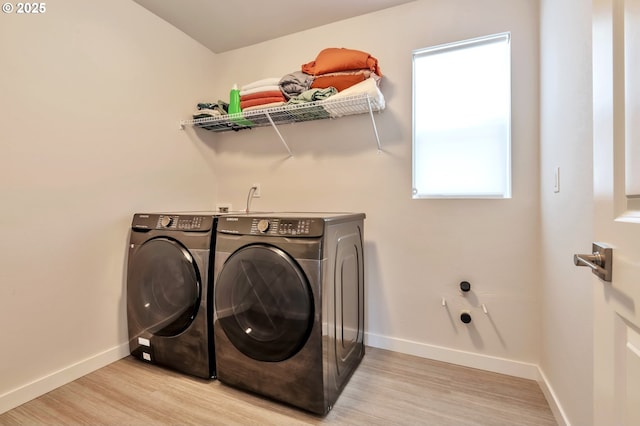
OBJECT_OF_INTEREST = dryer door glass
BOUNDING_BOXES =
[215,244,313,362]
[128,237,201,337]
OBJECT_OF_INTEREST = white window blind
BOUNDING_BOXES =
[412,33,511,199]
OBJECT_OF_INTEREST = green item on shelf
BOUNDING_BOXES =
[229,112,254,127]
[228,83,253,127]
[228,84,241,114]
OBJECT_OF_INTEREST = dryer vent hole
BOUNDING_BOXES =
[460,312,472,324]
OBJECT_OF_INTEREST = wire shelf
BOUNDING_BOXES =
[180,92,385,156]
[182,93,385,133]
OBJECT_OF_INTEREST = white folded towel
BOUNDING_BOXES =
[239,85,282,97]
[241,78,281,91]
[321,77,385,117]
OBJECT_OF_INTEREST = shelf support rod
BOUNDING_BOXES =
[264,111,293,158]
[366,95,382,152]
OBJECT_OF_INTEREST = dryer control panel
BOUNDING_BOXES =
[131,213,214,232]
[218,216,324,237]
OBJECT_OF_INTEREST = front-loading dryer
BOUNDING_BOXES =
[213,212,365,414]
[126,212,217,379]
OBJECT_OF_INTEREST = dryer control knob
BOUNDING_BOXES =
[160,216,173,227]
[257,219,270,233]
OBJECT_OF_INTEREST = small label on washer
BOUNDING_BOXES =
[138,337,150,347]
[142,352,151,361]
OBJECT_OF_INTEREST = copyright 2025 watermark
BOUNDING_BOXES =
[2,3,47,14]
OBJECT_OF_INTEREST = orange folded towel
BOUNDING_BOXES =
[310,70,379,91]
[240,96,287,109]
[240,90,285,102]
[302,47,382,77]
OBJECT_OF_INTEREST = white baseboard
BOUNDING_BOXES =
[536,368,570,426]
[365,332,568,425]
[365,331,540,379]
[0,343,129,415]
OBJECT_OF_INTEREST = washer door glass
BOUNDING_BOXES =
[215,244,313,362]
[129,237,201,337]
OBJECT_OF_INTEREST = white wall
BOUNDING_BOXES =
[184,0,542,375]
[539,0,594,425]
[0,0,218,412]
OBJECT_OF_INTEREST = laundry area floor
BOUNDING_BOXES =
[0,347,556,425]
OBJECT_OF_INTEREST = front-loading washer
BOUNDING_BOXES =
[213,212,365,414]
[126,212,217,379]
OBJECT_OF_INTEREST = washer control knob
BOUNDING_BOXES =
[160,216,173,228]
[257,219,270,233]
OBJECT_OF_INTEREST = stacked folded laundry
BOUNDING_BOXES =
[285,87,337,120]
[240,78,287,111]
[191,47,384,123]
[192,101,228,119]
[301,47,382,92]
[279,71,314,100]
[320,77,385,117]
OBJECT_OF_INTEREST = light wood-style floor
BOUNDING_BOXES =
[0,347,557,425]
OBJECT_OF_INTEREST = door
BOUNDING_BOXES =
[214,244,314,362]
[593,0,640,423]
[127,237,201,337]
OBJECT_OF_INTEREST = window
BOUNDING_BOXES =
[412,33,511,199]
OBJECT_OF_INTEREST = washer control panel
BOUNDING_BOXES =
[131,214,213,232]
[219,216,324,237]
[251,218,314,235]
[156,215,207,230]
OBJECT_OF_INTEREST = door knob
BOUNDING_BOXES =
[573,242,613,282]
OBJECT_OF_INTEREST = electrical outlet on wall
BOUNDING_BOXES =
[216,203,232,213]
[252,183,261,198]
